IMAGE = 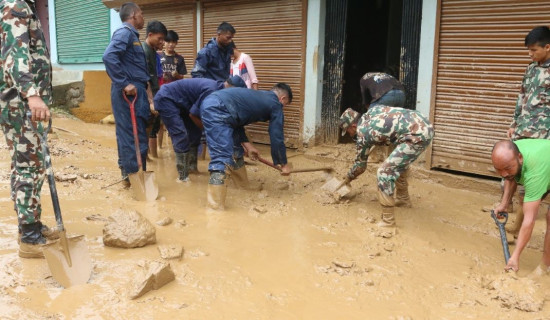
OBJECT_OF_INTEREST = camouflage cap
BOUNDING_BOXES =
[339,108,360,136]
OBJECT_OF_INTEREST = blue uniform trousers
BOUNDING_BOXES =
[156,96,202,153]
[111,83,150,174]
[201,96,245,172]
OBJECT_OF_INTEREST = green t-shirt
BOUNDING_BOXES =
[515,139,550,202]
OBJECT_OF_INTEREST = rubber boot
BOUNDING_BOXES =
[229,157,249,189]
[395,170,412,208]
[377,189,396,228]
[19,222,49,258]
[188,145,199,173]
[121,167,130,188]
[175,152,190,182]
[17,221,60,244]
[148,138,158,158]
[505,205,524,238]
[157,125,165,149]
[207,171,227,210]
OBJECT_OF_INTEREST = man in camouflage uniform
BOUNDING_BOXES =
[339,106,434,227]
[0,0,58,258]
[502,26,550,238]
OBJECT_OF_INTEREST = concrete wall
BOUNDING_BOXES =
[302,0,326,146]
[415,0,438,117]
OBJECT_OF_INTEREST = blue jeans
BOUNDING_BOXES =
[111,83,150,174]
[201,96,245,172]
[155,96,202,153]
[370,89,405,108]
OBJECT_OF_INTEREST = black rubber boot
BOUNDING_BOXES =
[175,152,190,182]
[19,222,47,259]
[189,145,199,173]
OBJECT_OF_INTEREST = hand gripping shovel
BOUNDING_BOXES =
[123,91,158,201]
[321,146,376,197]
[491,210,511,264]
[27,113,92,288]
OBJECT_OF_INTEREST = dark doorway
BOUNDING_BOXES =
[341,0,403,116]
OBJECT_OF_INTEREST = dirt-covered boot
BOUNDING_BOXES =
[189,145,199,173]
[377,189,396,228]
[175,152,190,182]
[207,171,227,210]
[229,157,249,189]
[506,205,524,239]
[148,138,158,158]
[19,222,55,259]
[17,221,60,244]
[395,170,411,208]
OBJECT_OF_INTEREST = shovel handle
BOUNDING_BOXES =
[123,91,142,171]
[26,113,65,233]
[258,156,281,171]
[491,210,511,264]
[290,167,334,173]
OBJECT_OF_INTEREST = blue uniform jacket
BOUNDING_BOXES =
[103,23,149,89]
[155,78,224,117]
[210,87,287,165]
[190,38,232,81]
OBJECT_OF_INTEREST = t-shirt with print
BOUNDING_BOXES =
[160,52,187,84]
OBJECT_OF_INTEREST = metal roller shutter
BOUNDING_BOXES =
[429,0,550,176]
[201,0,306,147]
[140,3,196,75]
[55,0,110,63]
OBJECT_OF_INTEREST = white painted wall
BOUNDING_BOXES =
[302,0,326,146]
[416,0,438,117]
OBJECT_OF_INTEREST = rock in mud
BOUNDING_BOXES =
[103,209,156,248]
[129,260,175,299]
[55,173,78,182]
[156,217,173,226]
[158,245,183,260]
[486,275,544,312]
[100,114,115,124]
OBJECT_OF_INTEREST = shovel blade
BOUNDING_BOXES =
[128,170,158,201]
[43,235,92,288]
[321,177,352,198]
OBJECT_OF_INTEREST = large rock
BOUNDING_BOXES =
[103,209,156,248]
[129,260,175,299]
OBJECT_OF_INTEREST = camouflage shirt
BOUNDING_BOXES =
[510,58,550,140]
[0,0,52,105]
[349,105,433,178]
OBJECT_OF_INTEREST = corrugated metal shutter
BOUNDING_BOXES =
[429,0,550,176]
[55,0,110,63]
[140,3,196,74]
[201,0,306,147]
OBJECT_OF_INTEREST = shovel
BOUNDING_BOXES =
[257,155,334,175]
[321,146,377,197]
[123,92,158,201]
[27,113,92,288]
[491,210,511,264]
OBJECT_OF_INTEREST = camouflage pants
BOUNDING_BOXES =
[0,92,46,225]
[377,141,429,196]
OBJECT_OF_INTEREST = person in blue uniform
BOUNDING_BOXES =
[191,22,235,81]
[200,83,293,209]
[102,2,154,185]
[153,76,246,181]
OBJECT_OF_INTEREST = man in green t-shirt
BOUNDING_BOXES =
[492,139,550,272]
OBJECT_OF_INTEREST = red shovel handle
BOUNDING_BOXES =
[123,91,142,171]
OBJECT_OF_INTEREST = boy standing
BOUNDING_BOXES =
[503,26,550,238]
[141,20,167,157]
[160,30,187,84]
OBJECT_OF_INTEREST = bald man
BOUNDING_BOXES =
[492,139,550,272]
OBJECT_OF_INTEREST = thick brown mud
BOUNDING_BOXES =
[0,115,549,319]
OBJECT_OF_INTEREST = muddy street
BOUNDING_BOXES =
[0,115,549,319]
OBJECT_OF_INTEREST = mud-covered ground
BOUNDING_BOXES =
[0,114,549,319]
